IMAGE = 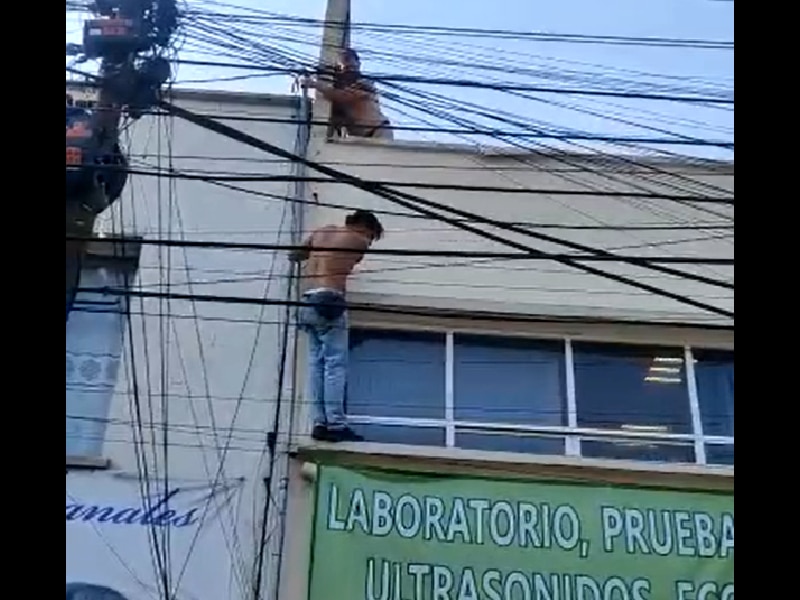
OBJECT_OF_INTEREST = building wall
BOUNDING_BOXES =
[66,85,307,600]
[279,136,734,599]
[306,139,734,327]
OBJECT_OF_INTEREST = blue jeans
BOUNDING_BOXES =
[298,289,348,430]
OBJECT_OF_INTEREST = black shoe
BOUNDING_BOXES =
[327,427,364,443]
[311,425,332,441]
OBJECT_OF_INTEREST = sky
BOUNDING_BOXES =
[66,0,734,158]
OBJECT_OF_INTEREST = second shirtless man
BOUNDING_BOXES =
[291,209,385,442]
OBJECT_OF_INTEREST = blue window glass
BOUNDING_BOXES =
[350,423,445,447]
[454,335,566,426]
[346,329,445,419]
[573,342,693,463]
[581,440,695,464]
[694,349,734,438]
[456,430,565,455]
[706,444,733,466]
[573,342,692,433]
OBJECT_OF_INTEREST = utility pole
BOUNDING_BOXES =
[315,0,352,140]
[66,0,178,320]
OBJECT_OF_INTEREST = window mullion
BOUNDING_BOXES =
[685,345,707,465]
[445,332,455,448]
[564,338,580,457]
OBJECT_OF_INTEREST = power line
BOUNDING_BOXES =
[93,108,737,148]
[91,163,736,205]
[172,59,735,104]
[147,164,734,230]
[65,235,734,266]
[182,10,734,50]
[159,100,733,318]
[130,151,734,174]
[77,287,734,330]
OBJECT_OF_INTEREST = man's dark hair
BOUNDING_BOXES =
[341,48,360,64]
[345,209,384,240]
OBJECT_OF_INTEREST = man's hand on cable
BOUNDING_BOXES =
[300,75,322,91]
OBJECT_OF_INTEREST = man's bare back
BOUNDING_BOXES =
[301,225,371,292]
[301,47,393,140]
[295,210,383,443]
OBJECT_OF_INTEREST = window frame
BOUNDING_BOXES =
[346,328,733,468]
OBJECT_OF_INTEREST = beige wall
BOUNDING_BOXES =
[307,139,734,326]
[67,87,305,600]
[88,88,304,479]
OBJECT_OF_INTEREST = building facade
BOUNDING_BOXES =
[279,134,734,599]
[66,83,308,600]
[65,86,734,600]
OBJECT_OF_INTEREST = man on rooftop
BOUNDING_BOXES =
[302,48,394,140]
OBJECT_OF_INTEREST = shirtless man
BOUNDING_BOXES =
[302,48,394,140]
[291,209,385,442]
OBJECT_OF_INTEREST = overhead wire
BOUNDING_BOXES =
[114,132,736,288]
[127,156,733,230]
[263,27,734,262]
[66,6,734,594]
[74,290,734,331]
[174,15,734,100]
[105,118,170,594]
[175,8,732,199]
[119,156,732,298]
[160,114,252,598]
[70,16,736,364]
[92,109,736,148]
[66,234,733,268]
[172,14,736,247]
[164,21,736,316]
[155,85,174,596]
[171,59,734,105]
[156,100,733,318]
[186,4,734,50]
[376,83,735,256]
[104,79,251,595]
[80,162,735,204]
[178,9,733,101]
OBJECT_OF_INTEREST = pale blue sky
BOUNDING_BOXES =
[66,0,734,158]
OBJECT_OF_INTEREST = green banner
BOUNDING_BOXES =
[308,465,733,600]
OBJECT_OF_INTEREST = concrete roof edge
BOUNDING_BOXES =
[327,137,734,172]
[66,79,301,109]
[347,291,735,330]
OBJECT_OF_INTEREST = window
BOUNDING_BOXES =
[572,342,694,464]
[453,335,566,455]
[346,330,446,445]
[344,328,733,468]
[66,241,139,462]
[693,349,734,465]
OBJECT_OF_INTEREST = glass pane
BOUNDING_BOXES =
[694,349,734,437]
[573,342,692,434]
[706,443,734,466]
[582,439,695,464]
[347,330,445,419]
[350,423,445,447]
[457,430,565,455]
[454,335,565,425]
